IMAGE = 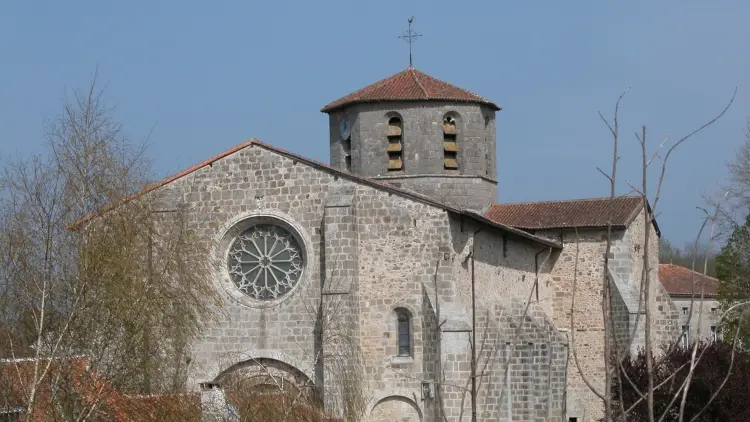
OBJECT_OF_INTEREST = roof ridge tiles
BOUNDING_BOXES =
[410,67,430,98]
[321,67,500,112]
[493,195,642,207]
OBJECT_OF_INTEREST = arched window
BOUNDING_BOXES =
[443,115,458,170]
[387,117,403,171]
[343,130,352,171]
[396,309,411,357]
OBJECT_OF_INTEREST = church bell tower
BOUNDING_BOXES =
[320,67,501,212]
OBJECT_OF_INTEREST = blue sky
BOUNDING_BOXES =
[1,0,748,247]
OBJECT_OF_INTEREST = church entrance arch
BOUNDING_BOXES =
[213,357,318,402]
[369,395,422,422]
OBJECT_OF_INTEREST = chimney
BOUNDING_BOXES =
[200,382,227,422]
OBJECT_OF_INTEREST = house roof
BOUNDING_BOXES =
[484,196,660,236]
[320,67,501,112]
[659,263,719,298]
[69,139,561,250]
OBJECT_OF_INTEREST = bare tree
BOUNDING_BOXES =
[586,87,744,422]
[0,72,219,421]
[726,120,750,209]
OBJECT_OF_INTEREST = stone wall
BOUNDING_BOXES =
[535,212,679,422]
[436,219,567,421]
[535,228,608,422]
[152,142,570,421]
[153,145,334,392]
[625,210,680,348]
[327,101,498,211]
[145,139,685,421]
[379,175,497,213]
[352,179,450,421]
[351,161,570,422]
[672,296,720,343]
[350,182,558,421]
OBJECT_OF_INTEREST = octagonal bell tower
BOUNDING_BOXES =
[321,67,501,212]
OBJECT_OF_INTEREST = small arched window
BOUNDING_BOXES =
[396,309,411,357]
[443,115,458,170]
[342,124,352,171]
[387,117,403,171]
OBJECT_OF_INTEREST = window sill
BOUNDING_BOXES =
[391,356,414,366]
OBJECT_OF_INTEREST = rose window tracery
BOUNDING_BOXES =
[227,224,304,300]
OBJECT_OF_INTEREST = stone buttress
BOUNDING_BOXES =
[321,182,361,417]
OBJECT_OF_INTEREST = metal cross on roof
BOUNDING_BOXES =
[398,17,422,68]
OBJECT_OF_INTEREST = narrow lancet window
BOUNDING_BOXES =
[443,115,458,170]
[387,117,403,171]
[396,309,411,357]
[340,118,352,171]
[343,137,351,171]
[681,325,690,348]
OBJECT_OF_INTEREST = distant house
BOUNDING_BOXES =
[659,264,722,345]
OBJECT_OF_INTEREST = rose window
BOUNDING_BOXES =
[227,224,304,300]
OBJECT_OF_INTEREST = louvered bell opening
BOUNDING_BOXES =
[443,141,457,152]
[387,117,403,171]
[443,122,456,135]
[388,141,402,152]
[444,151,458,169]
[388,123,402,137]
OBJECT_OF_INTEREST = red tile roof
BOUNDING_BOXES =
[484,196,653,232]
[659,263,719,297]
[321,67,500,112]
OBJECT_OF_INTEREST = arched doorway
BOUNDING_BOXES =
[214,358,321,419]
[370,395,422,422]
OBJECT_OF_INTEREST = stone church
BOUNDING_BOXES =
[140,67,679,421]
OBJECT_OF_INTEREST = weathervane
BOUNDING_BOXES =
[398,16,422,68]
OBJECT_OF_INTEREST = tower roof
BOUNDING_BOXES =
[321,67,501,112]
